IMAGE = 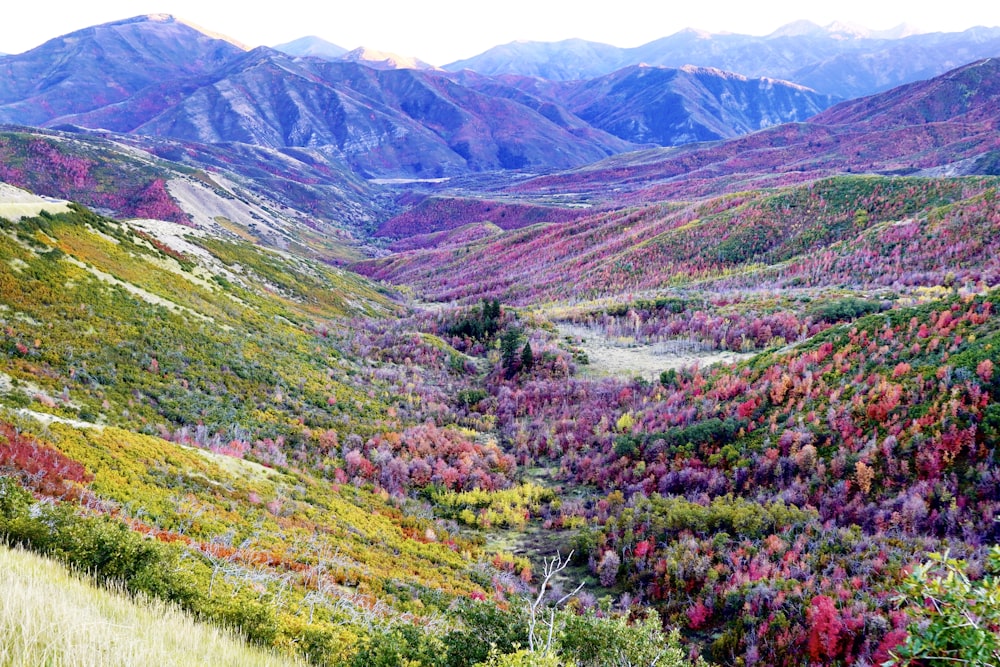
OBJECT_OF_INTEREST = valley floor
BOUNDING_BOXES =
[556,322,755,381]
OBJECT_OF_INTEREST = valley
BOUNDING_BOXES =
[1,12,1000,667]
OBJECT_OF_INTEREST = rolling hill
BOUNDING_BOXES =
[0,126,386,261]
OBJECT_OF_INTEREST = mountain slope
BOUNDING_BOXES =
[122,49,633,177]
[507,58,1000,204]
[524,64,834,145]
[810,56,1000,125]
[0,203,536,664]
[0,126,387,261]
[0,15,244,126]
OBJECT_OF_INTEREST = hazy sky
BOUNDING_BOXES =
[3,0,998,64]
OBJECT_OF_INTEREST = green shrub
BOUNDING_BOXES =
[808,297,883,323]
[891,548,1000,666]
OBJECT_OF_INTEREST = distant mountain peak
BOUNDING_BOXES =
[769,19,926,41]
[823,21,875,37]
[767,20,827,38]
[105,14,249,50]
[869,23,924,39]
[672,27,715,39]
[273,35,347,60]
[340,47,438,70]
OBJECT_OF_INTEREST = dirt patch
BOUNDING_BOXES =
[0,182,70,218]
[12,408,101,431]
[557,323,755,380]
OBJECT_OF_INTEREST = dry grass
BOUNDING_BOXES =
[0,544,305,667]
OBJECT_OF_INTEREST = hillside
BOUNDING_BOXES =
[354,176,1000,304]
[375,195,591,239]
[0,204,509,662]
[0,202,712,664]
[0,126,385,261]
[0,544,303,666]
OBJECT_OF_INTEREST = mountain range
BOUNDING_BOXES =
[445,22,1000,99]
[0,13,943,184]
[2,14,996,188]
[0,15,997,251]
[0,14,997,261]
[460,65,832,146]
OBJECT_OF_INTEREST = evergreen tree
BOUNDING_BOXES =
[520,342,534,373]
[501,328,525,377]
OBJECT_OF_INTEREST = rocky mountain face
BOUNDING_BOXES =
[486,64,835,145]
[445,23,1000,99]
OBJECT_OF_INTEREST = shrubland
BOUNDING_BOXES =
[3,174,1000,665]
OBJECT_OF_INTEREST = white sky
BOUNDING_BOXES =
[2,0,998,65]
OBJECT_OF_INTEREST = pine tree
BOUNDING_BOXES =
[501,328,525,377]
[520,342,534,373]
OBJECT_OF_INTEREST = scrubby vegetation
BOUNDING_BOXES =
[0,132,189,223]
[3,174,1000,665]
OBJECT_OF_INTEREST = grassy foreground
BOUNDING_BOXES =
[0,543,303,667]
